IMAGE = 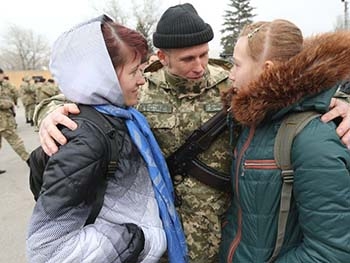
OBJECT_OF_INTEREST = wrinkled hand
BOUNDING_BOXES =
[39,103,80,156]
[321,98,350,148]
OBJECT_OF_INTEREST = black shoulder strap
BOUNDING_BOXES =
[72,105,119,225]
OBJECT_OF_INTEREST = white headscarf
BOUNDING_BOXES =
[49,15,124,106]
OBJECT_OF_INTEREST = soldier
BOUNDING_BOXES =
[0,68,30,169]
[47,79,60,95]
[138,4,233,262]
[3,76,19,107]
[36,78,60,105]
[29,3,350,263]
[20,75,36,125]
[33,76,44,104]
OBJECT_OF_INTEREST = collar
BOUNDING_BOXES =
[164,68,211,99]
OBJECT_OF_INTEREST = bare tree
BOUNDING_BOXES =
[133,0,160,53]
[90,0,161,53]
[90,0,130,25]
[0,25,50,70]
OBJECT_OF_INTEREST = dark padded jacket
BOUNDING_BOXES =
[26,109,166,262]
[220,32,350,263]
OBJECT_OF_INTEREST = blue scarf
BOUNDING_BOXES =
[94,105,188,263]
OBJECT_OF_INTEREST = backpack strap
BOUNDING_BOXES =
[268,111,320,263]
[71,105,119,225]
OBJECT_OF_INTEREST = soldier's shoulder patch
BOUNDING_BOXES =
[144,60,164,73]
[208,58,233,71]
[138,103,173,113]
[204,103,223,112]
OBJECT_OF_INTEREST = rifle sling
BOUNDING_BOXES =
[187,158,230,192]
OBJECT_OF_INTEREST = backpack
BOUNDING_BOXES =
[267,111,321,262]
[28,105,120,225]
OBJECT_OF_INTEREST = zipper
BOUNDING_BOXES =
[243,159,278,170]
[227,127,255,263]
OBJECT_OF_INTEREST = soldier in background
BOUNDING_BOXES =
[3,76,18,107]
[0,68,30,170]
[34,76,46,105]
[35,77,60,105]
[20,76,36,126]
[47,78,60,95]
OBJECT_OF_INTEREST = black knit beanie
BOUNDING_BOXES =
[153,3,214,49]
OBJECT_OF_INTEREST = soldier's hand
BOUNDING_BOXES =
[321,98,350,148]
[39,103,79,156]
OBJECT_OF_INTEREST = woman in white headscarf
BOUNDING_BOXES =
[26,15,187,263]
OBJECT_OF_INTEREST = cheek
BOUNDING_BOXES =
[170,62,188,77]
[235,69,248,87]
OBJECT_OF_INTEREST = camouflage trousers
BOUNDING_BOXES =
[24,103,35,121]
[0,112,29,161]
[174,177,230,263]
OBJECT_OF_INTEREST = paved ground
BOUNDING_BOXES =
[0,102,40,263]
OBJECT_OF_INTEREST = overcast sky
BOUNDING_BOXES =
[0,0,346,57]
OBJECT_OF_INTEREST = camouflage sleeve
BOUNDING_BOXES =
[333,90,350,103]
[11,85,19,105]
[333,83,350,102]
[33,93,70,128]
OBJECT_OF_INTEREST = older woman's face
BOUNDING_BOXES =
[117,56,145,107]
[229,36,263,91]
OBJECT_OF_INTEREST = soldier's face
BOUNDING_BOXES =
[160,43,209,80]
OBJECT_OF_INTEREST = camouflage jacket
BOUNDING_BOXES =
[36,83,60,104]
[33,93,68,127]
[34,59,233,177]
[0,81,17,111]
[137,59,232,176]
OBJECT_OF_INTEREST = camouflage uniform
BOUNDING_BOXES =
[33,60,233,262]
[0,81,29,161]
[33,94,68,128]
[35,81,60,105]
[138,59,232,262]
[20,77,36,124]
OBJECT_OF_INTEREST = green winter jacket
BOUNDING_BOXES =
[220,32,350,263]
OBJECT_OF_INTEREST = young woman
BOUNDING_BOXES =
[220,19,350,262]
[26,15,187,263]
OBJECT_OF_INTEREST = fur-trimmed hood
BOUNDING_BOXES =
[232,31,350,126]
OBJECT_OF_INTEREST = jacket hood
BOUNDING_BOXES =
[49,15,125,106]
[232,31,350,126]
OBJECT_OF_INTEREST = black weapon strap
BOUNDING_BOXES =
[189,158,230,192]
[170,109,231,191]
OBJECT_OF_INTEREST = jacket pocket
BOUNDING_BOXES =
[243,159,278,170]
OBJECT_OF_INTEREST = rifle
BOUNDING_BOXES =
[166,109,230,194]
